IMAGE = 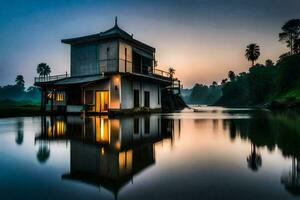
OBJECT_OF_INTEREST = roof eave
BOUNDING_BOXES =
[61,34,155,52]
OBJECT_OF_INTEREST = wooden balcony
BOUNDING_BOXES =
[34,73,69,84]
[33,59,173,84]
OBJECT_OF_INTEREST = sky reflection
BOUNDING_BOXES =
[0,109,299,199]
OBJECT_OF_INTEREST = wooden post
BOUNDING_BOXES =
[140,56,143,74]
[40,88,44,112]
[51,90,54,112]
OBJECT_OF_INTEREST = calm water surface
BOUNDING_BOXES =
[1,107,300,200]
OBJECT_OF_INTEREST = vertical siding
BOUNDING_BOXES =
[71,44,99,76]
[99,41,118,72]
[121,78,134,109]
[119,41,132,73]
[121,77,161,109]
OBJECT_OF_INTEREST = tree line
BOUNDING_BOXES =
[185,18,300,106]
[0,63,53,103]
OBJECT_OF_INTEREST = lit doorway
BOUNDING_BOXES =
[95,91,109,112]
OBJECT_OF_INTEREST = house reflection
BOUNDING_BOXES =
[36,115,178,198]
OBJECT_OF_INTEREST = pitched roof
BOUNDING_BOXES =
[61,19,155,53]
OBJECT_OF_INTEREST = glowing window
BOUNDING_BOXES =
[56,93,64,101]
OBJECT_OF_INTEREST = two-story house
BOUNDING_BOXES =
[34,18,180,114]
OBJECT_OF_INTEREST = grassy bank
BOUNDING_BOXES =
[0,100,41,118]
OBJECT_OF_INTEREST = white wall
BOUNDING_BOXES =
[121,77,161,109]
[99,41,118,72]
[119,41,132,73]
[71,44,99,76]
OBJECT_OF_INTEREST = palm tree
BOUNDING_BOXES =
[168,67,175,78]
[36,63,51,78]
[44,65,51,77]
[245,43,260,66]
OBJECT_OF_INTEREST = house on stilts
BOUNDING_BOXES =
[34,18,182,114]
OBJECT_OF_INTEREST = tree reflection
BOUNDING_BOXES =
[224,110,300,195]
[247,143,262,172]
[15,119,24,145]
[281,157,300,195]
[36,143,50,163]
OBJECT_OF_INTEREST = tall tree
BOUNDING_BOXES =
[228,70,236,81]
[211,81,218,87]
[245,43,260,66]
[293,38,300,54]
[15,75,25,90]
[279,19,300,54]
[265,59,274,67]
[36,63,51,78]
[168,67,175,78]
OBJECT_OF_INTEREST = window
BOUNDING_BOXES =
[157,85,160,104]
[134,118,139,134]
[134,90,139,107]
[56,93,64,101]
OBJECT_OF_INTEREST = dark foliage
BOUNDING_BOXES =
[216,55,300,106]
[0,75,40,103]
[184,82,222,105]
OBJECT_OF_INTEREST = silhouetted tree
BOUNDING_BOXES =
[168,67,175,78]
[294,39,300,54]
[15,75,25,90]
[228,70,236,81]
[265,59,274,67]
[37,63,51,78]
[221,78,228,85]
[212,81,218,87]
[245,43,260,66]
[279,19,300,54]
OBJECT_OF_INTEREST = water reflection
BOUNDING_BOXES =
[15,118,24,145]
[35,115,178,198]
[4,108,300,199]
[222,110,300,195]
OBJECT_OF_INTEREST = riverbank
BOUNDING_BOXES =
[0,105,42,118]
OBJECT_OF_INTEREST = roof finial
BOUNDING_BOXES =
[115,16,118,27]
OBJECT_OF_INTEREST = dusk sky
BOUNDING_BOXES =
[1,0,300,88]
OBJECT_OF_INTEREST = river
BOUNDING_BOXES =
[0,106,299,200]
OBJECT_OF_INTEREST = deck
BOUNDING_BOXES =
[34,68,172,84]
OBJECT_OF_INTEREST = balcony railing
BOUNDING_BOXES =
[153,68,171,78]
[34,59,173,84]
[34,73,69,83]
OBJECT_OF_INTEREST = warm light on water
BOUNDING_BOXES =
[0,107,299,199]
